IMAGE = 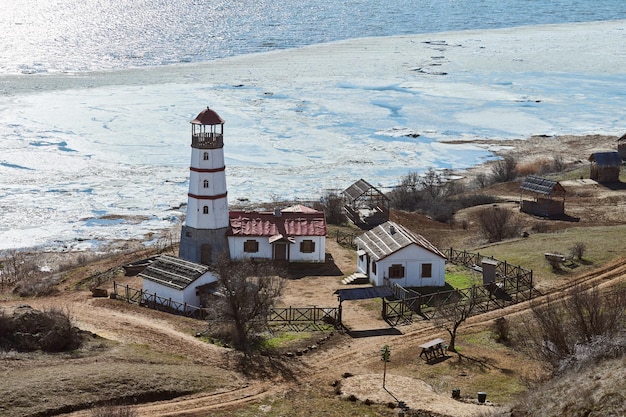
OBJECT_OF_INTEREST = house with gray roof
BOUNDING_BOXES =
[140,255,218,309]
[355,221,447,288]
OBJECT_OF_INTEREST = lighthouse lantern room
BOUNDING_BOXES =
[179,107,230,265]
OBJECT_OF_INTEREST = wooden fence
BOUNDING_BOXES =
[112,282,210,319]
[111,282,339,330]
[382,248,540,323]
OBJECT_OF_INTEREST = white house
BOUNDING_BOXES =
[355,221,447,288]
[227,205,327,263]
[140,255,219,309]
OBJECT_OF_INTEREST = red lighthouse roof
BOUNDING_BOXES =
[191,107,225,125]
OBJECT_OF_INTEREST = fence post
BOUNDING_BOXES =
[125,284,130,302]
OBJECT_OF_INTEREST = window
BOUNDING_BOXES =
[389,264,405,279]
[300,240,315,253]
[203,206,209,214]
[372,261,377,274]
[421,263,432,278]
[203,179,209,188]
[244,240,259,253]
[203,152,209,160]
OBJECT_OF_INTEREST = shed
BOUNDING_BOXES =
[589,152,622,183]
[519,175,566,217]
[617,133,626,161]
[342,179,390,228]
[355,221,447,288]
[140,255,218,309]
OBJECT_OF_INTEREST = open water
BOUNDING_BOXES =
[1,1,625,252]
[2,0,625,75]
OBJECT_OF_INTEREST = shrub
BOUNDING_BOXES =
[476,206,521,242]
[569,242,586,260]
[491,156,517,183]
[492,317,510,344]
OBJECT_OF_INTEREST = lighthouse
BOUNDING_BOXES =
[178,107,230,264]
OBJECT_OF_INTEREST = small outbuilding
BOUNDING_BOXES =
[355,221,447,288]
[519,175,566,217]
[589,152,622,183]
[342,179,390,228]
[140,255,219,309]
[617,133,626,161]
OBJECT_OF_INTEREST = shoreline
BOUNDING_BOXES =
[6,133,620,260]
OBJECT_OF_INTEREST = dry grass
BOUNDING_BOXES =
[0,342,232,417]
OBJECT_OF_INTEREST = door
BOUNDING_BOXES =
[200,244,212,265]
[273,242,288,261]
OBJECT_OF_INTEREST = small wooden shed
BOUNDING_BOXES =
[342,179,390,228]
[519,175,566,217]
[617,133,626,161]
[589,152,622,183]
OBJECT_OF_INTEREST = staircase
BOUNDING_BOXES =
[341,272,369,285]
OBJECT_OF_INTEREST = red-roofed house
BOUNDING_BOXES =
[227,205,327,263]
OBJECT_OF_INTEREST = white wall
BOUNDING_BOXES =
[142,271,218,309]
[229,236,326,263]
[362,244,445,288]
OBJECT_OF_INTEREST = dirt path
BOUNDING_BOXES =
[53,247,626,417]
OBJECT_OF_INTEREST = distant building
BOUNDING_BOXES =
[617,133,626,160]
[519,175,566,217]
[342,179,389,229]
[589,151,622,183]
[355,221,446,288]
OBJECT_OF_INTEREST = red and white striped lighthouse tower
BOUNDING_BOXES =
[178,107,230,264]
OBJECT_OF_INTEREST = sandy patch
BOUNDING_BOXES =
[341,374,505,417]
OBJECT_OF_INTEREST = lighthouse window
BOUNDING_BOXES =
[203,206,209,214]
[300,240,315,253]
[203,179,209,188]
[244,240,259,253]
[203,152,209,160]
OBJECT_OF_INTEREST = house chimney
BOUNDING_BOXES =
[389,225,396,235]
[274,208,282,217]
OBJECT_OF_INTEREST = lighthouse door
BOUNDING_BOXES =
[200,244,212,265]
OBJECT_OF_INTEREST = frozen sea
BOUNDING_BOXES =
[1,1,626,252]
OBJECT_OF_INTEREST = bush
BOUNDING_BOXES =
[0,306,81,352]
[476,206,521,242]
[492,317,510,344]
[491,156,517,183]
[518,285,626,372]
[569,241,586,260]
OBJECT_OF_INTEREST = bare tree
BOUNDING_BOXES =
[491,155,517,183]
[389,171,421,211]
[315,190,346,225]
[208,258,284,351]
[476,206,521,242]
[432,290,477,353]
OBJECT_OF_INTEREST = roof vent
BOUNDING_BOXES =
[389,225,396,235]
